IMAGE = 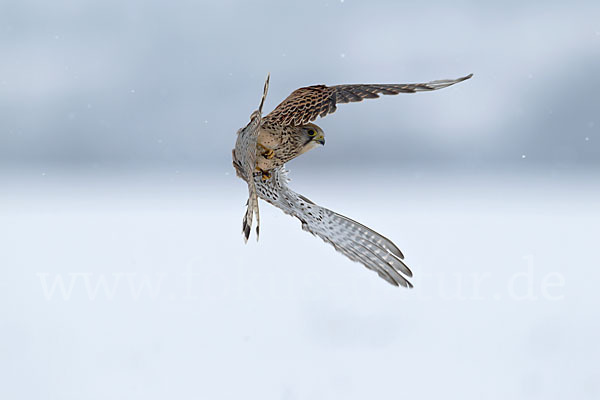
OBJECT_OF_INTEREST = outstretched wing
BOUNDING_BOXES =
[239,166,413,287]
[263,74,473,126]
[232,74,270,242]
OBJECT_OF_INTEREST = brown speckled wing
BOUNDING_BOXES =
[263,74,473,126]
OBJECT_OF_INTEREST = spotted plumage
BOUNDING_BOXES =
[252,73,473,178]
[233,73,472,286]
[264,75,473,126]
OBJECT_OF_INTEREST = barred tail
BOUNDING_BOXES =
[242,181,260,243]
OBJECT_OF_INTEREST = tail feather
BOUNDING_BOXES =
[242,182,260,243]
[234,74,270,243]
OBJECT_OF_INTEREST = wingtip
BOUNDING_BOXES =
[258,73,270,113]
[395,275,414,289]
[395,274,414,289]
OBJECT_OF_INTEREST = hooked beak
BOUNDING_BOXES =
[314,135,325,146]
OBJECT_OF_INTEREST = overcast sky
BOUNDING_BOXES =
[1,0,599,170]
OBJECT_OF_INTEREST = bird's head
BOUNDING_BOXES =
[299,123,325,155]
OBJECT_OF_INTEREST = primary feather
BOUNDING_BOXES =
[232,161,413,287]
[263,74,473,126]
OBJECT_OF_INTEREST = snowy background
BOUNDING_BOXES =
[1,1,599,399]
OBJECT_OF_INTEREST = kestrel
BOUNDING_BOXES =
[233,73,472,287]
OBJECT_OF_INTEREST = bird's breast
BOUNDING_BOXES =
[257,127,283,148]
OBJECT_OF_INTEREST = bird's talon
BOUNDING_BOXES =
[254,167,271,181]
[258,143,275,159]
[263,148,275,159]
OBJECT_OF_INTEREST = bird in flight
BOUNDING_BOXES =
[232,73,472,287]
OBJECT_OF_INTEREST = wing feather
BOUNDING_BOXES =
[263,73,473,126]
[246,167,413,287]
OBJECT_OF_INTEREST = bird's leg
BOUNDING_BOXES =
[257,143,275,159]
[254,167,272,181]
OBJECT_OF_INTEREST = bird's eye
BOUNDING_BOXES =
[307,129,316,136]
